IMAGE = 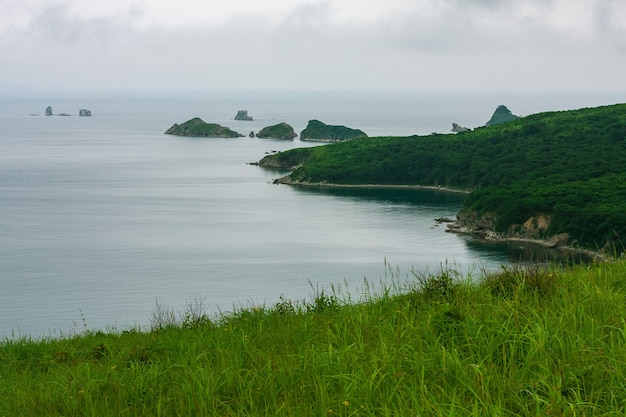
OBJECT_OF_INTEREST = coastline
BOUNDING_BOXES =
[272,176,471,194]
[446,223,607,261]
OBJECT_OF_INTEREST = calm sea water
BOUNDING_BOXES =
[1,91,624,338]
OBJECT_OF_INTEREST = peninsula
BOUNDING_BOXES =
[258,104,626,256]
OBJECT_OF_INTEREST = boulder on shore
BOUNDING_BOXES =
[164,117,243,138]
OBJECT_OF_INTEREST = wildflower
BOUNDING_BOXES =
[342,400,350,406]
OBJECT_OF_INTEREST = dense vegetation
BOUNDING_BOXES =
[300,119,368,142]
[256,122,297,139]
[3,261,626,416]
[267,104,626,253]
[165,117,243,138]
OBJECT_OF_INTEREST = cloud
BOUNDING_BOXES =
[1,0,625,92]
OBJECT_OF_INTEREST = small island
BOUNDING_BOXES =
[256,122,297,140]
[300,120,367,142]
[164,118,243,138]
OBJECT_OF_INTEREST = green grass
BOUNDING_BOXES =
[3,260,626,416]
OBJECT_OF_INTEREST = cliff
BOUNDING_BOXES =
[256,122,297,140]
[300,120,367,142]
[164,118,243,138]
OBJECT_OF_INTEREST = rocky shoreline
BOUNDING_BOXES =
[445,219,607,261]
[273,176,471,194]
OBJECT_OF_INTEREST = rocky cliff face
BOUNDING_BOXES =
[447,209,499,239]
[447,209,571,248]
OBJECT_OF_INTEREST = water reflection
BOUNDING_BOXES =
[463,238,595,266]
[291,185,467,207]
[292,185,595,266]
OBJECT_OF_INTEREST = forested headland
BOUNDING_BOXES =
[259,104,626,254]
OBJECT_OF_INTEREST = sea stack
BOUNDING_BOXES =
[234,110,253,121]
[45,106,52,116]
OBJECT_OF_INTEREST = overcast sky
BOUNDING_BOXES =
[2,0,625,92]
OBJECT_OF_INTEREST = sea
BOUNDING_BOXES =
[1,90,624,339]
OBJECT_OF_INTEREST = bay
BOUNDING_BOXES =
[1,91,623,338]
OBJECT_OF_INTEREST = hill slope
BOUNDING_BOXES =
[3,261,626,415]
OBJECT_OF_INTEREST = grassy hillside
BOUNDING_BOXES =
[2,261,626,416]
[268,104,626,252]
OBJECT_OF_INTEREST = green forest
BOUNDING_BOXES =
[264,104,626,253]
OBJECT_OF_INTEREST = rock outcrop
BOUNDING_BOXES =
[447,210,572,249]
[164,117,243,138]
[256,122,297,140]
[234,110,253,121]
[253,148,315,170]
[485,105,519,126]
[451,123,470,133]
[79,109,92,116]
[300,120,367,142]
[45,106,53,116]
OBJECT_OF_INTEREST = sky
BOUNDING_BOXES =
[1,0,625,92]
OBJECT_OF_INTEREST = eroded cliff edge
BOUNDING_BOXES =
[447,209,605,260]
